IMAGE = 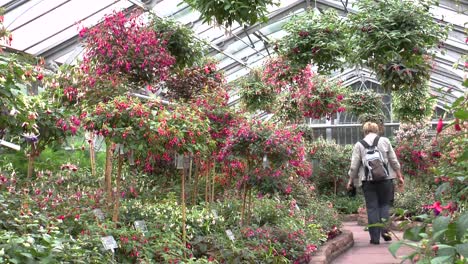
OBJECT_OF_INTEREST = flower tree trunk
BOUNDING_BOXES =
[181,161,187,258]
[211,162,215,203]
[89,133,96,177]
[27,144,38,178]
[240,183,248,226]
[104,140,113,208]
[192,161,199,205]
[205,165,210,203]
[112,154,123,222]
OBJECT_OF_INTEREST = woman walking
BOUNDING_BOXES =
[347,122,404,244]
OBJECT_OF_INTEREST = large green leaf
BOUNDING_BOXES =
[404,225,425,241]
[456,213,468,241]
[455,243,468,258]
[430,255,453,264]
[433,216,450,242]
[388,241,404,258]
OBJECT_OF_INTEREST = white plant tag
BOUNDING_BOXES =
[92,208,105,221]
[0,140,20,151]
[226,229,235,241]
[134,220,148,233]
[101,236,118,250]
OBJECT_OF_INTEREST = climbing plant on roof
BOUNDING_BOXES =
[182,0,279,27]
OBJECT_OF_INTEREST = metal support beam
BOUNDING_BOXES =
[2,0,31,13]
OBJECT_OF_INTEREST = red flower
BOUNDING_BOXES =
[454,119,461,131]
[57,215,65,220]
[436,118,443,134]
[37,73,44,81]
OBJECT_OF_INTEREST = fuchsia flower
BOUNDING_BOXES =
[454,119,461,131]
[436,118,443,134]
[424,201,457,215]
[57,215,65,220]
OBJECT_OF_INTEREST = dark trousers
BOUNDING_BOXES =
[362,179,394,242]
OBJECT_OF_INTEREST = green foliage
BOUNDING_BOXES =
[238,69,277,113]
[309,138,353,195]
[325,195,364,215]
[182,0,279,27]
[279,9,350,74]
[345,90,384,121]
[348,0,449,95]
[389,212,468,263]
[150,15,206,69]
[392,84,436,123]
[394,179,434,216]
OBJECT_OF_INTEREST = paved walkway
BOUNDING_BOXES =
[333,222,413,264]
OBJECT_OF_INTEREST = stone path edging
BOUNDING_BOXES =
[310,230,354,264]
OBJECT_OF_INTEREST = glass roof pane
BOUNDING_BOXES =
[25,0,132,55]
[5,0,67,30]
[9,0,120,51]
[0,0,11,6]
[152,0,185,17]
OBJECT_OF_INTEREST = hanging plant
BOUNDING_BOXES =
[165,62,224,102]
[293,68,347,120]
[376,54,433,91]
[357,113,386,125]
[261,56,294,92]
[182,0,279,27]
[150,15,206,70]
[79,11,175,95]
[279,9,350,74]
[348,0,449,94]
[345,90,384,118]
[392,84,436,123]
[238,69,277,113]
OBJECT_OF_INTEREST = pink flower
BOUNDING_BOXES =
[436,118,443,134]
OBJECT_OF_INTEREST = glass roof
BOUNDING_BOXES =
[0,0,466,107]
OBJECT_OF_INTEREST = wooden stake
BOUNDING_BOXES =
[181,162,187,258]
[27,144,36,178]
[112,154,123,222]
[104,140,113,209]
[89,133,96,177]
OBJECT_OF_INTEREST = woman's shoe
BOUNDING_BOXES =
[370,240,380,245]
[382,231,392,242]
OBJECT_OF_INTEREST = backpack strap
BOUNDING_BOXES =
[359,139,371,149]
[371,136,380,148]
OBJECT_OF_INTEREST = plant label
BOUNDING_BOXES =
[92,208,105,221]
[101,236,118,250]
[0,140,20,151]
[295,204,300,211]
[134,220,148,233]
[211,209,218,219]
[225,229,235,241]
[176,154,184,169]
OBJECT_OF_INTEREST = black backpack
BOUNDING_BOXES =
[359,136,389,181]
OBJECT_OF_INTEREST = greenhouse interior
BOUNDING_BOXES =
[0,0,467,263]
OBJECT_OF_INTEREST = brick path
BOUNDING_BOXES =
[333,222,413,264]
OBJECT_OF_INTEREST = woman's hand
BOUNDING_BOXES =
[346,179,354,190]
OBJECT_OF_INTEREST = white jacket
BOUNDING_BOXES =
[348,133,401,187]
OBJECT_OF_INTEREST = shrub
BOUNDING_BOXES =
[309,138,353,195]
